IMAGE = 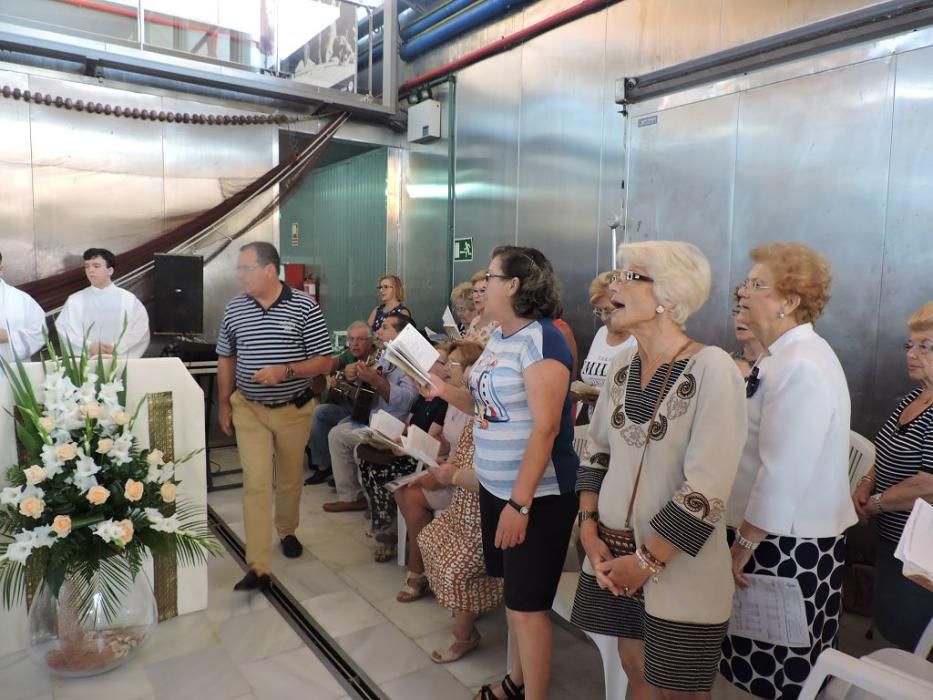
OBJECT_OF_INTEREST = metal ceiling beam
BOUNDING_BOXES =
[619,0,933,105]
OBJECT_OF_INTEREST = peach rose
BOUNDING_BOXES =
[111,411,130,426]
[19,496,45,519]
[124,479,144,502]
[80,403,102,419]
[23,465,47,485]
[116,519,134,545]
[38,416,55,432]
[51,515,72,537]
[146,449,164,466]
[160,482,178,504]
[87,485,110,506]
[56,442,78,461]
[96,438,114,454]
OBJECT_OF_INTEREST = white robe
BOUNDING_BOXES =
[55,284,150,359]
[0,278,46,365]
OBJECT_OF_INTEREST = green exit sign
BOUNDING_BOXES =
[453,237,473,262]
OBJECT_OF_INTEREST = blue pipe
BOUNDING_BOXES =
[400,0,479,40]
[399,0,532,61]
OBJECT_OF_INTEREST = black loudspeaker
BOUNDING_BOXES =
[153,254,204,334]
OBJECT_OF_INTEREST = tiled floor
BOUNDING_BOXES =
[0,446,889,700]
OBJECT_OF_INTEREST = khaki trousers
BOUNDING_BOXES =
[230,391,314,574]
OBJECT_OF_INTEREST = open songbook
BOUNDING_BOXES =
[383,324,440,387]
[442,306,462,339]
[358,410,442,469]
[895,498,933,591]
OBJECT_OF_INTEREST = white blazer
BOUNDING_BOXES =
[727,323,857,537]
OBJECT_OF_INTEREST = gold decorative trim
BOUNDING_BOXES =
[147,391,178,622]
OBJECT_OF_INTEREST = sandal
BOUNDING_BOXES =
[373,542,397,563]
[475,673,524,700]
[396,571,429,602]
[431,627,481,663]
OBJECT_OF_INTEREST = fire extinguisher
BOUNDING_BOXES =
[303,273,318,303]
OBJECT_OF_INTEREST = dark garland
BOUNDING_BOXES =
[0,84,299,125]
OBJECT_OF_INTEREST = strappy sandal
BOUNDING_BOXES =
[373,542,397,563]
[430,627,481,663]
[396,571,429,602]
[475,673,524,699]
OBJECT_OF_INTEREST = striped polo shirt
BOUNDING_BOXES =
[872,387,933,542]
[469,318,579,500]
[216,285,331,404]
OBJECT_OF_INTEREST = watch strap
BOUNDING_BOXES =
[507,498,530,516]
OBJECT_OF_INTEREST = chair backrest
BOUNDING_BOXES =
[849,430,876,494]
[573,424,590,460]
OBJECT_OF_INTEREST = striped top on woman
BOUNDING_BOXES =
[872,387,933,542]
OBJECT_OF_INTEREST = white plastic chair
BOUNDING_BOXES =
[552,572,628,700]
[848,431,876,494]
[797,616,933,700]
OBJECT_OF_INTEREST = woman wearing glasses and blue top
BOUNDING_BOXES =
[571,241,748,699]
[721,242,857,700]
[368,274,412,332]
[425,245,578,700]
[852,300,933,651]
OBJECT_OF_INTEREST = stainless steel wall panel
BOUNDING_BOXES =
[453,49,521,282]
[515,11,608,350]
[625,94,740,348]
[873,44,933,430]
[0,69,34,285]
[28,76,165,277]
[400,138,451,328]
[731,57,895,428]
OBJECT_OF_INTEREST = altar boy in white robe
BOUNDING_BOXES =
[55,248,150,358]
[0,251,46,366]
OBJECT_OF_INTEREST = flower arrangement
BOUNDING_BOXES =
[0,333,219,622]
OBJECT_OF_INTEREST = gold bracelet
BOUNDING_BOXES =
[857,475,874,487]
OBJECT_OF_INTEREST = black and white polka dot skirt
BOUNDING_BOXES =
[720,532,846,700]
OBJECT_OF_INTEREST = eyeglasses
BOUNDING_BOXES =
[740,278,771,291]
[484,272,512,283]
[235,265,261,274]
[904,341,933,355]
[745,365,761,398]
[609,270,654,284]
[471,287,487,295]
[377,284,394,290]
[592,307,616,319]
[454,305,469,313]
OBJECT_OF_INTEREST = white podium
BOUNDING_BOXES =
[0,358,209,656]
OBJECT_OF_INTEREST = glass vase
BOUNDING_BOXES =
[27,572,158,677]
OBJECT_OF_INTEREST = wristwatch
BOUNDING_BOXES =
[870,492,885,513]
[284,364,296,380]
[578,510,599,526]
[507,499,530,516]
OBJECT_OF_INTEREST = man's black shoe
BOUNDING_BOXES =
[233,570,270,592]
[304,468,332,486]
[281,535,303,558]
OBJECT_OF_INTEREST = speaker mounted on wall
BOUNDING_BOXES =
[153,254,204,335]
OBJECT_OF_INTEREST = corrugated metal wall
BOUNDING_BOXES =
[280,148,389,334]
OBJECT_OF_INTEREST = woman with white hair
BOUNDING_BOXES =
[571,240,747,698]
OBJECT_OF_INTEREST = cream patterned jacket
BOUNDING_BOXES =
[578,345,748,625]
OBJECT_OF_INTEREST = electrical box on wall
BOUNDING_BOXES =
[407,99,441,143]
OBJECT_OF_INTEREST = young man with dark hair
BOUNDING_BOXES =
[55,247,150,357]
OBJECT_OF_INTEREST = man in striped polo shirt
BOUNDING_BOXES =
[217,242,333,591]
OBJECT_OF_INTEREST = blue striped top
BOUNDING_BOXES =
[468,318,579,499]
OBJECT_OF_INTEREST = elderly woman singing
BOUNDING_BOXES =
[721,242,857,700]
[571,240,748,699]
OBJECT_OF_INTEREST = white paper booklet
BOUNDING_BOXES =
[442,306,462,339]
[384,467,427,493]
[728,574,809,647]
[895,498,933,587]
[384,324,440,386]
[400,424,441,469]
